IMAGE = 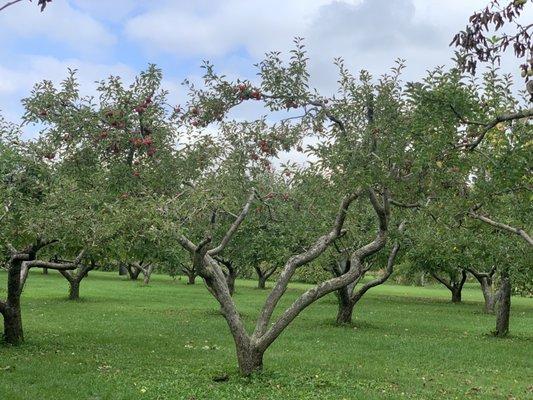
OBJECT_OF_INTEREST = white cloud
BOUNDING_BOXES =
[0,56,136,131]
[125,0,333,58]
[0,0,116,55]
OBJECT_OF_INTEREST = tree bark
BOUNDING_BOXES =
[181,264,196,284]
[451,288,462,303]
[465,266,497,313]
[68,280,80,300]
[236,342,264,376]
[3,258,23,345]
[431,269,467,303]
[3,306,23,345]
[142,264,154,285]
[42,268,48,275]
[59,261,94,300]
[257,274,267,289]
[336,299,355,324]
[333,228,402,326]
[127,265,141,280]
[255,265,276,290]
[177,189,386,376]
[226,268,237,296]
[495,268,511,337]
[480,279,497,314]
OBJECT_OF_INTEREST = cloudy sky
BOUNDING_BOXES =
[0,0,528,129]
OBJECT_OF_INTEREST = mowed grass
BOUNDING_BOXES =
[0,271,532,400]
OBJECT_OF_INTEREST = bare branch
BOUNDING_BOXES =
[0,0,23,12]
[24,250,85,270]
[469,211,533,246]
[178,235,197,253]
[208,191,255,256]
[457,108,533,151]
[390,199,422,209]
[430,272,454,291]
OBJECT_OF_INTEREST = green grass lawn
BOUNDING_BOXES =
[0,271,532,400]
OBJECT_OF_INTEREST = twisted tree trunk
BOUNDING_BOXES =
[333,225,403,325]
[178,189,389,376]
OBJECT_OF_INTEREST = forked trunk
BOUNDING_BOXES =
[495,269,511,337]
[236,342,264,376]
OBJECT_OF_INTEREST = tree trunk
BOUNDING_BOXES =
[257,275,267,289]
[451,288,462,303]
[480,279,496,314]
[68,280,80,300]
[3,307,23,345]
[226,269,237,296]
[3,259,23,345]
[42,268,48,275]
[236,342,264,376]
[187,273,196,285]
[336,299,355,324]
[127,266,141,280]
[142,265,154,285]
[495,269,511,337]
[118,264,128,276]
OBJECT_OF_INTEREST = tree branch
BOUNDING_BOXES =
[469,212,533,246]
[256,189,389,350]
[24,250,85,270]
[0,0,23,12]
[253,191,361,338]
[457,108,533,151]
[430,272,453,291]
[208,191,255,256]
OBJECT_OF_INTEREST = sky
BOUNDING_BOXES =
[0,0,529,132]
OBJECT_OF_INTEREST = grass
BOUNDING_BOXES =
[0,271,532,400]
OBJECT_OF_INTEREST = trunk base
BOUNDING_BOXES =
[336,302,354,325]
[237,346,264,376]
[68,282,80,300]
[3,309,23,345]
[451,290,462,303]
